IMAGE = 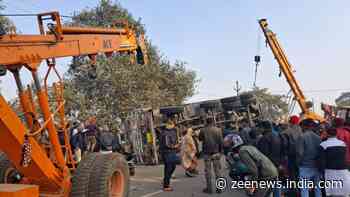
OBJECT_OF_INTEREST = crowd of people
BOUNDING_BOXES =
[159,115,350,197]
[68,117,122,163]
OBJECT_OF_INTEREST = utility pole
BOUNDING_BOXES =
[233,80,242,96]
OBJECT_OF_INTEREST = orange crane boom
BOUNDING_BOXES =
[0,11,147,196]
[258,19,324,122]
[0,12,146,67]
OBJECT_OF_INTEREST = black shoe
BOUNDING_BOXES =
[185,170,195,177]
[202,188,213,194]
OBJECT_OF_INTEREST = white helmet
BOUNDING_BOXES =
[224,134,244,149]
[231,134,244,149]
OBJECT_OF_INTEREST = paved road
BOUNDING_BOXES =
[129,158,247,197]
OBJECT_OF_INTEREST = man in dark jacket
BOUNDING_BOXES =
[281,115,302,197]
[257,121,283,167]
[256,120,283,197]
[97,125,121,153]
[199,116,223,194]
[159,117,179,192]
[85,117,98,152]
[297,119,322,197]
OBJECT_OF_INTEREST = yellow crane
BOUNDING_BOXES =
[258,19,324,122]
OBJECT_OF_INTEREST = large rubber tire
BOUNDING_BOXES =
[0,152,19,183]
[88,153,129,197]
[71,153,100,197]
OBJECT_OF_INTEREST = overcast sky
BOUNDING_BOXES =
[1,0,350,114]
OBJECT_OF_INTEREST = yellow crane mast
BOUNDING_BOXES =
[258,19,324,122]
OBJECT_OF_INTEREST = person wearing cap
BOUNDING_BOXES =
[199,116,224,194]
[281,115,303,196]
[333,118,350,170]
[226,134,278,197]
[297,118,322,197]
[319,127,350,197]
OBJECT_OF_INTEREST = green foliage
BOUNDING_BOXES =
[64,0,198,126]
[70,0,144,35]
[0,0,14,90]
[0,16,13,33]
[335,92,350,107]
[0,1,15,33]
[244,87,288,120]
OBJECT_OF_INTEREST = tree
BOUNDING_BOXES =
[0,1,16,90]
[335,92,350,107]
[243,87,288,121]
[0,1,15,33]
[64,0,198,126]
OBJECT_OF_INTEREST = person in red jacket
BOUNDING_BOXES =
[333,118,350,169]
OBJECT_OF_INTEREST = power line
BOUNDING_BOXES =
[0,14,39,16]
[0,14,73,18]
[2,0,73,18]
[271,88,350,94]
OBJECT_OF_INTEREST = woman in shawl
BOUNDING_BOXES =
[181,123,199,177]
